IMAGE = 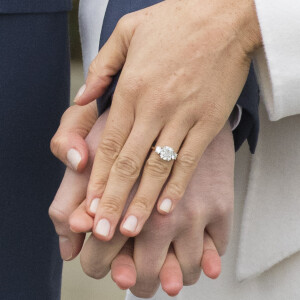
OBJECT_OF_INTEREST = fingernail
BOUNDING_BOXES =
[90,198,100,214]
[67,148,81,170]
[59,236,73,261]
[96,219,110,237]
[159,198,172,213]
[74,84,86,103]
[123,215,138,233]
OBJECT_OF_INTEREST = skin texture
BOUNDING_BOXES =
[50,105,234,297]
[73,0,262,242]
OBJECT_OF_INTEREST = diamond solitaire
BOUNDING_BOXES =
[154,146,178,161]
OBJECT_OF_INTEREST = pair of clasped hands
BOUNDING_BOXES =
[50,0,262,297]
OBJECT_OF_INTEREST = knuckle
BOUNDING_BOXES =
[80,255,109,279]
[176,151,198,172]
[148,212,176,232]
[116,15,133,34]
[100,197,122,215]
[48,204,69,229]
[166,181,185,200]
[200,101,226,129]
[153,95,173,111]
[145,156,170,179]
[88,58,112,86]
[184,205,203,224]
[98,132,124,161]
[88,59,98,77]
[116,72,145,98]
[112,155,140,180]
[213,198,233,220]
[183,271,201,286]
[50,134,63,157]
[132,195,151,213]
[88,178,106,195]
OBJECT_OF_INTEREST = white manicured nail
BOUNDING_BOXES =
[74,84,86,103]
[123,215,138,232]
[90,198,100,214]
[67,148,81,170]
[95,219,110,237]
[159,198,172,213]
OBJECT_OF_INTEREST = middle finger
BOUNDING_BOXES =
[120,115,192,236]
[92,116,161,240]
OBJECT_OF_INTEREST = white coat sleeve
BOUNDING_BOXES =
[253,0,300,121]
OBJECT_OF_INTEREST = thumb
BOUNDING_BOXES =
[50,101,98,172]
[74,14,137,106]
[160,245,183,297]
[201,232,222,279]
[111,239,137,290]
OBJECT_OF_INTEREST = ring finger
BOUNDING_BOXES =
[120,115,192,236]
[91,115,161,240]
[156,121,231,214]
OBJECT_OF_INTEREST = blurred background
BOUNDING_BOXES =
[69,0,83,101]
[61,1,125,299]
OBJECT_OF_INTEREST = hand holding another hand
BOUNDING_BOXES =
[73,0,261,241]
[50,103,234,297]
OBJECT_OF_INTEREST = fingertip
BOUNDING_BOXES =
[69,216,93,233]
[93,218,115,242]
[202,250,222,279]
[74,84,86,104]
[162,281,183,297]
[112,272,136,290]
[66,141,89,173]
[88,197,100,216]
[75,77,111,106]
[120,227,139,238]
[157,198,173,215]
[160,251,183,296]
[67,148,82,171]
[59,236,74,261]
[69,208,94,233]
[120,215,139,237]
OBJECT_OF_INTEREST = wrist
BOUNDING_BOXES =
[235,0,263,55]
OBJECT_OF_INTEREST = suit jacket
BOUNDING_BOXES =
[0,0,71,13]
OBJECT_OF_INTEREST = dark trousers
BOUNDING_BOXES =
[0,12,69,299]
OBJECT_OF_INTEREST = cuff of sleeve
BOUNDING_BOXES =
[253,0,300,121]
[230,104,242,131]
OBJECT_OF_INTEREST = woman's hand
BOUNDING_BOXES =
[70,115,234,298]
[49,107,226,297]
[74,0,261,241]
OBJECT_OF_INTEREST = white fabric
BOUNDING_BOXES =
[78,0,300,298]
[230,104,242,131]
[237,107,300,281]
[79,0,109,79]
[125,134,300,300]
[253,0,300,121]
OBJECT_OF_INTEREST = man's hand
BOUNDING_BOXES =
[49,101,99,260]
[74,0,261,241]
[49,107,225,297]
[74,118,234,298]
[50,101,98,172]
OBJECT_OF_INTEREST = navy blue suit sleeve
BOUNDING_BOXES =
[0,0,72,13]
[97,0,260,154]
[234,64,260,153]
